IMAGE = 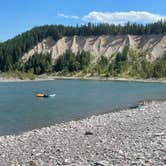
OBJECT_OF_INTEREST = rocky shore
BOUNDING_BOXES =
[0,75,166,84]
[0,101,166,166]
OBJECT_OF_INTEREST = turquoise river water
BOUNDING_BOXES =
[0,79,166,135]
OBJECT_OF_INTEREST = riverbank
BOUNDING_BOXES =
[0,75,166,84]
[0,76,54,82]
[54,76,166,84]
[0,101,165,165]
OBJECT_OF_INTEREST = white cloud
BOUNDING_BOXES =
[57,11,166,24]
[83,11,166,24]
[57,13,79,19]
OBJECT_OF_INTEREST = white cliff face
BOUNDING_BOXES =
[22,35,166,62]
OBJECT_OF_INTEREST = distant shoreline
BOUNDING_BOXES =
[54,76,166,84]
[0,76,166,84]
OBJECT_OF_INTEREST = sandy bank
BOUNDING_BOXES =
[0,77,54,82]
[0,101,165,165]
[0,76,166,84]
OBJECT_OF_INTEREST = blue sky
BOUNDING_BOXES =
[0,0,166,42]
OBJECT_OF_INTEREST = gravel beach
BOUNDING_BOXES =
[0,101,166,166]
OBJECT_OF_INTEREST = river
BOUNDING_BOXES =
[0,79,166,135]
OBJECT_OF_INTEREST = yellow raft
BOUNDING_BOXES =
[36,93,56,98]
[36,93,45,97]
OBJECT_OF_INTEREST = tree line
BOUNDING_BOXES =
[54,50,92,73]
[20,48,166,79]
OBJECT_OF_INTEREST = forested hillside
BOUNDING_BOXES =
[51,49,166,79]
[0,21,166,78]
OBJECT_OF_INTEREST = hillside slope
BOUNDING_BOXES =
[22,35,166,62]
